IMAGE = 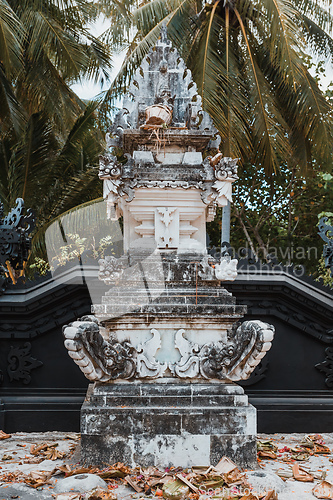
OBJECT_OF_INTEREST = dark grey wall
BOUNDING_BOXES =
[0,263,332,433]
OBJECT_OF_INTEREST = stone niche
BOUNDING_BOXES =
[63,27,275,469]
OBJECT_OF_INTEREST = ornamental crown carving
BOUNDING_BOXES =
[106,26,216,144]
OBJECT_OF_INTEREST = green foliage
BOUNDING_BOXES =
[207,161,333,275]
[47,232,116,270]
[317,257,333,288]
[0,1,115,272]
[102,0,333,174]
[29,257,50,276]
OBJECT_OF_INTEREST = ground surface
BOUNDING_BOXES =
[0,432,332,499]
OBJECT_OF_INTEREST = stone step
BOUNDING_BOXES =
[92,303,245,317]
[81,405,256,437]
[93,382,245,396]
[101,293,236,306]
[104,286,234,298]
[86,394,249,408]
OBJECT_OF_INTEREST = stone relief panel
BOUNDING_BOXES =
[63,318,274,383]
[7,342,43,384]
[137,329,167,378]
[155,208,179,249]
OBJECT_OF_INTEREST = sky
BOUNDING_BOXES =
[71,17,124,100]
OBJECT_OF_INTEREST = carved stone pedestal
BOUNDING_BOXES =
[81,382,257,468]
[63,29,275,470]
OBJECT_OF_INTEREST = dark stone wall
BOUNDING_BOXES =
[0,266,332,433]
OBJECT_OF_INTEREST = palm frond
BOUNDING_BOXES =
[55,101,103,174]
[234,7,291,172]
[0,65,26,136]
[7,112,57,204]
[0,0,24,77]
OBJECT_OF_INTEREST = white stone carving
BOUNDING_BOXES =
[63,316,136,382]
[198,255,215,280]
[137,328,167,378]
[98,256,123,284]
[209,157,239,206]
[173,329,200,378]
[215,256,238,281]
[155,207,179,248]
[64,317,274,383]
[172,321,275,381]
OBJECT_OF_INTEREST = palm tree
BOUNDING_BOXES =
[0,0,112,136]
[0,0,113,202]
[103,0,333,174]
[0,102,105,267]
[0,0,114,269]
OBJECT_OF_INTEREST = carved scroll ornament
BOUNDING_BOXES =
[98,256,124,284]
[64,318,274,382]
[63,316,136,382]
[173,321,274,381]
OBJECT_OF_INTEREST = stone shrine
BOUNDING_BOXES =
[63,30,274,468]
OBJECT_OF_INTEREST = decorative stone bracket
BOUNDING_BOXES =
[63,316,136,382]
[63,317,274,383]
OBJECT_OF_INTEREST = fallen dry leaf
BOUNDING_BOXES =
[257,451,277,460]
[44,448,66,461]
[125,474,143,493]
[86,486,117,499]
[24,470,53,488]
[314,444,331,455]
[313,480,333,499]
[257,440,278,453]
[262,491,278,500]
[175,473,199,493]
[292,463,314,482]
[290,452,310,461]
[162,478,190,499]
[214,456,238,475]
[0,430,11,440]
[223,468,245,487]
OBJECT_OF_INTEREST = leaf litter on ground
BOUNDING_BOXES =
[0,434,332,499]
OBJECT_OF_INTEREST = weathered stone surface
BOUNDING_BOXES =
[64,315,274,383]
[246,471,286,494]
[80,382,257,468]
[53,474,107,494]
[64,29,276,471]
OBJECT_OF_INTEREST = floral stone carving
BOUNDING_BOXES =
[174,321,274,381]
[215,256,238,281]
[98,256,124,283]
[7,342,43,384]
[212,156,239,205]
[63,319,274,382]
[63,316,136,382]
[137,329,167,378]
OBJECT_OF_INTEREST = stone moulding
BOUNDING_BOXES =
[63,316,274,383]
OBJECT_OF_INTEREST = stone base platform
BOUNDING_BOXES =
[81,382,257,468]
